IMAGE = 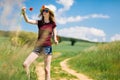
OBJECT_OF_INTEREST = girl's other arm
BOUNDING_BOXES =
[53,27,58,44]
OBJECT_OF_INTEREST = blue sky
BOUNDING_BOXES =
[0,0,120,42]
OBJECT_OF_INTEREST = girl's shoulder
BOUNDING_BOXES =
[50,21,56,28]
[38,20,43,26]
[50,21,56,25]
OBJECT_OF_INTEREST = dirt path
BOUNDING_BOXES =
[35,62,45,80]
[35,58,93,80]
[60,58,93,80]
[35,62,68,80]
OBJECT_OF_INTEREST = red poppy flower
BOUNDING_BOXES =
[42,5,45,9]
[29,7,33,11]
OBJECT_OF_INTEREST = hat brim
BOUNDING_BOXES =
[40,8,54,17]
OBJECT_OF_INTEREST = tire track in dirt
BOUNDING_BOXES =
[60,58,93,80]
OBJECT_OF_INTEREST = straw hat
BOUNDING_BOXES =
[40,5,55,17]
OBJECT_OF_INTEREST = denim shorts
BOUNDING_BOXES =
[32,46,52,55]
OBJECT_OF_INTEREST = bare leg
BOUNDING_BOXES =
[44,54,52,80]
[23,52,39,80]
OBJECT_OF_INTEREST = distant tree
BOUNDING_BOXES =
[70,39,76,46]
[57,36,62,43]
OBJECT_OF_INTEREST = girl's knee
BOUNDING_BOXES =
[23,63,26,68]
[44,67,50,74]
[23,62,29,68]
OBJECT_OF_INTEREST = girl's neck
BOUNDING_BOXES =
[44,17,50,23]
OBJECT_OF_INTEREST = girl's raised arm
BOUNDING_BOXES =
[21,7,38,25]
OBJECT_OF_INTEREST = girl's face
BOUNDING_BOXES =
[42,8,50,18]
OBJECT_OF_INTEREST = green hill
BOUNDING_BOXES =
[0,30,94,46]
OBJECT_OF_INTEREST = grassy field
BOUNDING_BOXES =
[1,36,119,80]
[0,36,95,80]
[68,41,120,80]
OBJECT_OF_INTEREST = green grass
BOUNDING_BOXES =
[0,37,34,80]
[0,36,94,80]
[68,41,120,80]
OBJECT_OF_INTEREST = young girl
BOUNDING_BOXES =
[21,5,58,80]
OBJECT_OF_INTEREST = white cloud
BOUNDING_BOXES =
[56,0,74,8]
[90,14,110,18]
[0,0,24,30]
[58,26,106,42]
[110,34,120,41]
[56,14,110,24]
[56,16,84,24]
[56,0,74,14]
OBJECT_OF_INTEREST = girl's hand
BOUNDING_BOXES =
[21,7,26,15]
[54,39,58,45]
